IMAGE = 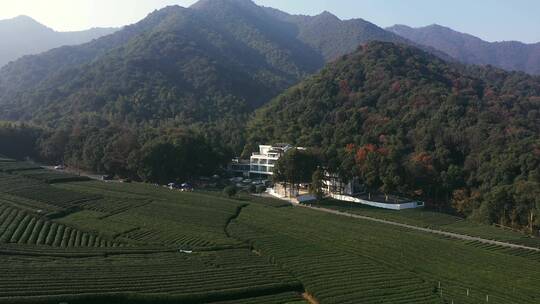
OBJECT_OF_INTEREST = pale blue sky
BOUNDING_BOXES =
[1,0,538,43]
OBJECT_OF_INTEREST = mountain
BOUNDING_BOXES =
[0,15,117,67]
[0,0,413,152]
[262,9,408,61]
[387,24,540,75]
[246,41,540,225]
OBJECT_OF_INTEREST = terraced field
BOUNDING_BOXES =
[0,162,306,303]
[229,200,540,304]
[310,199,540,248]
[0,250,303,304]
[0,161,42,172]
[0,202,119,247]
[14,169,90,183]
[0,160,538,303]
[0,172,100,211]
[55,182,247,249]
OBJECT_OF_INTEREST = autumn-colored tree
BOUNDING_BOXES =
[453,188,484,220]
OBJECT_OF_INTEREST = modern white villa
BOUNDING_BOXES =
[250,144,295,178]
[228,143,296,179]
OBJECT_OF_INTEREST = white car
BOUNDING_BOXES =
[54,165,65,170]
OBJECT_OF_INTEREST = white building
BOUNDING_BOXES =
[228,144,302,179]
[249,144,294,178]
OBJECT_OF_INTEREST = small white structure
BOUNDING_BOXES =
[297,194,317,203]
[322,172,360,195]
[330,193,424,210]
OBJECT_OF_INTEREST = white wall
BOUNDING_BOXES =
[330,194,424,210]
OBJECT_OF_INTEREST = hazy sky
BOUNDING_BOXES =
[1,0,539,43]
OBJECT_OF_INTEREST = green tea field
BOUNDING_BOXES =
[308,199,540,249]
[0,160,538,303]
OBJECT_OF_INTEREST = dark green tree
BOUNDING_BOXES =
[273,149,320,197]
[223,185,237,198]
[310,168,325,200]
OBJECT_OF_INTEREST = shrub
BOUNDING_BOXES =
[223,186,237,198]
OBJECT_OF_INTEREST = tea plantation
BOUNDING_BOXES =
[308,199,540,248]
[0,159,538,303]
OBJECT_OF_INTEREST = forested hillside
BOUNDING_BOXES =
[0,0,411,157]
[247,42,540,230]
[388,24,540,75]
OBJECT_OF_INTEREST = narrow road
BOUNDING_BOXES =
[296,204,540,252]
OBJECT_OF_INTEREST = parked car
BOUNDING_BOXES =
[101,175,113,181]
[168,182,179,190]
[230,177,243,183]
[180,183,194,192]
[54,165,65,170]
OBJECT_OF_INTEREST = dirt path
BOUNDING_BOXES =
[302,292,320,304]
[297,204,540,252]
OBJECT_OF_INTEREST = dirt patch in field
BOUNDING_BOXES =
[302,292,319,304]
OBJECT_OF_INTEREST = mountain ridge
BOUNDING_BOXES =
[0,15,117,67]
[387,24,540,75]
[0,0,421,153]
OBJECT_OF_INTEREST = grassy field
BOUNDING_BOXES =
[0,161,538,303]
[309,199,540,248]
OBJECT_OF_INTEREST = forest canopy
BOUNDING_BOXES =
[0,123,225,184]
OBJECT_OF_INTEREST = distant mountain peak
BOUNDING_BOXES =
[388,24,411,29]
[11,15,36,22]
[1,15,50,30]
[316,10,340,20]
[425,23,446,28]
[191,0,257,9]
[0,15,117,67]
[387,23,540,75]
[424,24,461,33]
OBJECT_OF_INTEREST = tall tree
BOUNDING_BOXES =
[273,149,320,197]
[310,168,325,200]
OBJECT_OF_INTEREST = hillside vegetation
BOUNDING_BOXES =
[0,0,408,156]
[247,41,540,230]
